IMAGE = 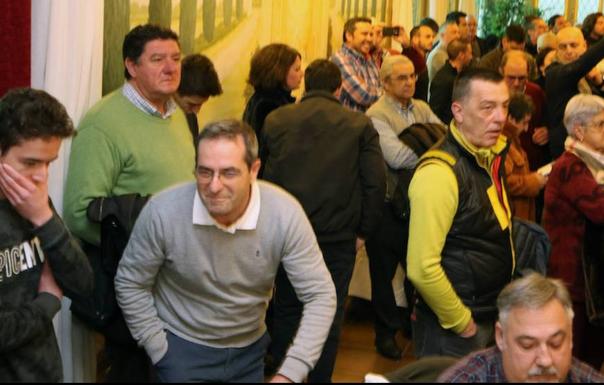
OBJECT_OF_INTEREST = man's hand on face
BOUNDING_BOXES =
[0,163,53,227]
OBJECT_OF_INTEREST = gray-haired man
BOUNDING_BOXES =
[114,120,336,383]
[438,273,604,383]
[365,55,442,359]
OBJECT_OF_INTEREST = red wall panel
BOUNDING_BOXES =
[0,0,31,97]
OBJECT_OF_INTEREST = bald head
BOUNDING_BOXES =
[556,27,587,64]
[557,26,584,40]
[500,50,529,93]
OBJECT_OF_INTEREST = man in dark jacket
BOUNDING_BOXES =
[545,26,604,158]
[0,88,93,382]
[408,68,514,358]
[430,39,473,125]
[263,59,386,382]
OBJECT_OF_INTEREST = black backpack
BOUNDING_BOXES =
[390,122,447,222]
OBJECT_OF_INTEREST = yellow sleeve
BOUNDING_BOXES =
[407,160,472,334]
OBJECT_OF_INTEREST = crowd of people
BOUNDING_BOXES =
[3,9,604,384]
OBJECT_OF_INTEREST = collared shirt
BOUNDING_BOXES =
[192,182,261,234]
[386,95,417,124]
[122,82,177,119]
[437,346,604,383]
[331,44,381,112]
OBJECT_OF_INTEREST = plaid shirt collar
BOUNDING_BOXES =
[122,82,177,119]
[341,44,371,62]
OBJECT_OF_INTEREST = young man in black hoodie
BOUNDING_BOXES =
[0,88,93,382]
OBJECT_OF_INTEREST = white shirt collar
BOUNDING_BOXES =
[122,82,177,119]
[192,182,261,234]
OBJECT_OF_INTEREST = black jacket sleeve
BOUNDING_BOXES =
[550,36,604,86]
[429,72,454,125]
[33,212,94,298]
[0,293,61,353]
[546,36,604,157]
[357,121,387,239]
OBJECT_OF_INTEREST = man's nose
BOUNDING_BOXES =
[208,173,223,192]
[164,58,179,73]
[494,106,508,122]
[535,344,554,368]
[32,164,49,183]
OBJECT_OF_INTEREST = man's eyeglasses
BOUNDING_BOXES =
[587,119,604,132]
[505,75,527,83]
[195,167,241,182]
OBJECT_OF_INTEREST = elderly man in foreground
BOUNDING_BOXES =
[438,273,604,382]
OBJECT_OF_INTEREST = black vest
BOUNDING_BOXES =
[418,131,514,321]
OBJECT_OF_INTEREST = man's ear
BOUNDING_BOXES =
[495,321,505,351]
[250,158,261,180]
[345,31,354,44]
[451,100,464,124]
[124,58,137,79]
[573,124,585,142]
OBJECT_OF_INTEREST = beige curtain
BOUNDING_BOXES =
[31,0,104,381]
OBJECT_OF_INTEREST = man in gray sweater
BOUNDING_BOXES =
[114,119,336,383]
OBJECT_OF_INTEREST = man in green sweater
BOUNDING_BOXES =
[115,119,336,383]
[63,24,195,382]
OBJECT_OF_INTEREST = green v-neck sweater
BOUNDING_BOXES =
[64,89,195,245]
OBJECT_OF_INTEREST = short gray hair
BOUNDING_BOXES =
[563,94,604,136]
[439,20,457,35]
[196,119,258,168]
[497,273,574,327]
[537,31,557,53]
[379,55,414,83]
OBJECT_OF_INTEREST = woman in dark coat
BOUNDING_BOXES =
[243,43,302,176]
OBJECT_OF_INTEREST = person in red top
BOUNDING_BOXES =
[543,93,604,370]
[404,25,435,101]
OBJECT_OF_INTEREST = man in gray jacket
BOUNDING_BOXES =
[114,119,336,383]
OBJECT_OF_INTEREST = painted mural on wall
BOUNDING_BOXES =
[103,0,391,127]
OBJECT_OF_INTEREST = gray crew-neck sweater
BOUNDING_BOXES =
[115,181,336,382]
